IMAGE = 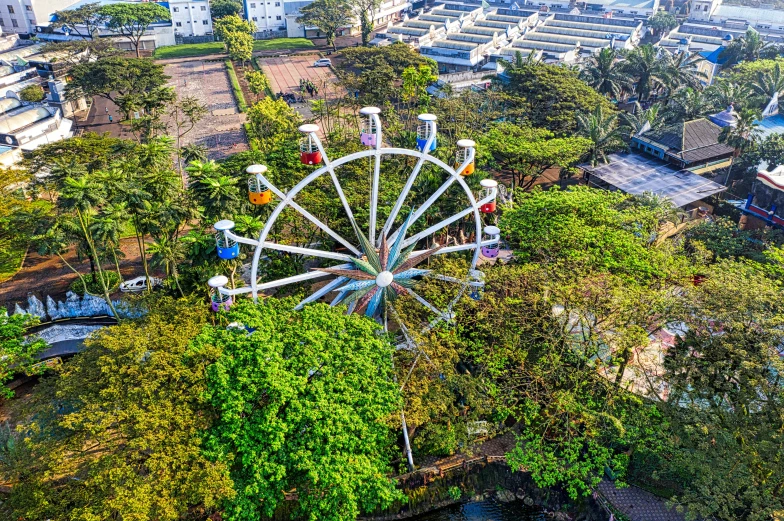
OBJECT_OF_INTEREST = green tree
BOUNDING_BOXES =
[246,96,302,151]
[210,0,243,19]
[622,44,670,101]
[663,260,784,520]
[348,0,381,46]
[296,0,353,51]
[622,102,663,136]
[492,61,617,134]
[576,105,627,166]
[758,132,784,169]
[194,299,403,521]
[0,299,235,520]
[705,80,752,111]
[720,28,775,66]
[750,61,784,101]
[648,11,678,36]
[66,58,169,113]
[0,309,47,399]
[244,69,270,100]
[478,122,591,189]
[579,47,630,99]
[214,13,255,38]
[100,2,172,57]
[214,14,255,65]
[53,1,107,39]
[719,107,761,185]
[663,87,717,123]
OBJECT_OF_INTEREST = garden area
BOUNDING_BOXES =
[153,37,314,60]
[1,24,784,521]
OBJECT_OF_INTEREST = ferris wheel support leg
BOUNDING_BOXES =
[312,133,363,244]
[402,412,415,472]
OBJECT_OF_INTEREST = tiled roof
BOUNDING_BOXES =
[642,118,734,160]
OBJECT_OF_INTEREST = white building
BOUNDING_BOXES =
[245,0,286,34]
[169,0,213,38]
[518,0,659,18]
[0,0,81,35]
[282,0,411,39]
[687,0,784,44]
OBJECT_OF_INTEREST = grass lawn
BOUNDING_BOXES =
[153,42,226,59]
[253,38,314,51]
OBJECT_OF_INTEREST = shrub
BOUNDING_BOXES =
[225,59,247,113]
[19,84,44,102]
[69,271,121,295]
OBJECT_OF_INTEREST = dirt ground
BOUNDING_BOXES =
[162,59,249,160]
[0,237,161,311]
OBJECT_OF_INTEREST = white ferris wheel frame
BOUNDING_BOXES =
[212,109,499,322]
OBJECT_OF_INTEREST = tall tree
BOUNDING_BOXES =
[100,2,172,58]
[663,87,717,123]
[246,96,302,151]
[648,11,678,36]
[576,105,627,166]
[750,61,784,101]
[210,0,243,19]
[348,0,381,46]
[719,108,761,185]
[296,0,353,51]
[622,44,670,101]
[579,47,630,99]
[66,58,169,112]
[214,14,255,64]
[721,28,774,66]
[622,102,663,136]
[664,50,707,92]
[0,299,235,520]
[195,299,403,521]
[53,1,107,39]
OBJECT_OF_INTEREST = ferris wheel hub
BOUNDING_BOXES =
[376,271,394,288]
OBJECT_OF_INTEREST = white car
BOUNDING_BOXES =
[313,58,331,67]
[120,276,163,293]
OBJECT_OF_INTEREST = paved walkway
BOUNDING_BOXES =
[598,481,685,521]
[259,55,340,120]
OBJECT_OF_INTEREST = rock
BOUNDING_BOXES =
[46,296,59,320]
[496,489,516,503]
[13,303,26,315]
[515,488,526,500]
[523,496,534,506]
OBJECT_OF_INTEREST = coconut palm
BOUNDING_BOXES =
[147,236,186,296]
[706,80,752,111]
[579,47,631,99]
[663,87,718,123]
[622,102,663,137]
[721,29,774,66]
[91,201,128,282]
[577,105,628,166]
[622,44,670,101]
[32,224,90,295]
[664,51,707,92]
[719,108,762,185]
[750,62,784,102]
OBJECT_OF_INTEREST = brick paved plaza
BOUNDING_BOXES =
[163,59,248,160]
[259,55,342,120]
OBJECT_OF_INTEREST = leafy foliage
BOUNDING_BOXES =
[0,308,47,399]
[100,2,171,57]
[193,299,403,521]
[296,0,353,50]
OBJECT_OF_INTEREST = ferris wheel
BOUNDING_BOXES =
[206,107,500,329]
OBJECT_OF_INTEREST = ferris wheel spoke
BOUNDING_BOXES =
[258,263,352,291]
[260,241,355,262]
[294,276,350,310]
[387,176,458,245]
[402,286,450,321]
[378,153,429,247]
[262,182,361,256]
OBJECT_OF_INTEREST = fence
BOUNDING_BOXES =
[175,34,216,45]
[438,70,493,84]
[254,29,287,40]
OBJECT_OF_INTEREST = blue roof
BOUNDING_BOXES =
[699,46,726,65]
[756,114,784,139]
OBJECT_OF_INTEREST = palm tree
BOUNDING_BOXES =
[181,143,208,164]
[622,102,663,137]
[32,224,90,295]
[750,62,784,101]
[721,29,774,66]
[577,105,628,166]
[719,108,762,186]
[706,80,752,111]
[664,51,707,92]
[579,47,631,99]
[147,236,185,296]
[91,202,128,282]
[58,175,119,317]
[663,88,717,123]
[622,44,670,101]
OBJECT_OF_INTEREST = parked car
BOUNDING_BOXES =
[120,276,163,293]
[313,58,331,67]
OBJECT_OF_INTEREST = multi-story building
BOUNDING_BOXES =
[0,0,81,35]
[245,0,287,35]
[282,0,411,39]
[169,0,213,38]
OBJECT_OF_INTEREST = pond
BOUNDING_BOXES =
[411,498,546,521]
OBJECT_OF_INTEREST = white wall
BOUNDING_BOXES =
[246,0,286,32]
[0,0,80,34]
[170,0,213,37]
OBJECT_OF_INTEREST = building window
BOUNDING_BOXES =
[176,21,182,26]
[201,5,207,10]
[25,5,31,11]
[275,2,280,5]
[173,6,179,11]
[252,16,258,20]
[11,18,17,27]
[203,19,209,24]
[276,15,281,19]
[7,6,13,13]
[268,15,271,18]
[250,2,256,7]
